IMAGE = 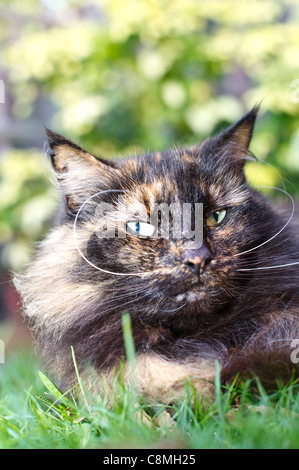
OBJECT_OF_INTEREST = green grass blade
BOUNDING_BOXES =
[121,312,136,367]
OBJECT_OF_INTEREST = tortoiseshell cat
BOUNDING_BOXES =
[15,107,299,403]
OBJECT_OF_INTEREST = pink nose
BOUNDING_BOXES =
[183,243,212,275]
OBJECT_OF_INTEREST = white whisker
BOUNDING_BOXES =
[164,302,188,313]
[73,189,150,277]
[266,338,298,344]
[238,260,299,271]
[234,185,295,258]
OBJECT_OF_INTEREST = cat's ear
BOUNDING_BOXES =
[218,105,259,150]
[212,105,259,168]
[46,129,120,210]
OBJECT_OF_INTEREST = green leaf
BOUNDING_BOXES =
[38,371,64,400]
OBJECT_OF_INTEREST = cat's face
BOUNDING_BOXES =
[47,106,274,325]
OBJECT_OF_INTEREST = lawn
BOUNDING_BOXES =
[0,346,299,450]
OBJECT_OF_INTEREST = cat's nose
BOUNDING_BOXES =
[183,244,212,276]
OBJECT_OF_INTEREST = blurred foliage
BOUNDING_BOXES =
[1,0,299,270]
[0,150,57,270]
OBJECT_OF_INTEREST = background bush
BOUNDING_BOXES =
[1,0,299,336]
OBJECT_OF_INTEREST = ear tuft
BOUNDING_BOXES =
[218,104,260,151]
[45,128,89,171]
[198,105,261,172]
[46,128,79,149]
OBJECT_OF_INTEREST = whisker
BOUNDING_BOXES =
[164,302,188,313]
[234,186,295,258]
[99,290,152,316]
[265,338,298,344]
[238,260,299,271]
[73,189,153,277]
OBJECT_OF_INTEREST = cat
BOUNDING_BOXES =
[15,106,299,404]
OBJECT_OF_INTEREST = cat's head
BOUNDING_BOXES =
[46,106,278,326]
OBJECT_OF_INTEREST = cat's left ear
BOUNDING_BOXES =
[213,105,259,167]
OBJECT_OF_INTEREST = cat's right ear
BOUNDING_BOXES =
[46,129,121,211]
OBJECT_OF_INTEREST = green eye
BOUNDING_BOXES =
[127,221,155,237]
[206,209,227,227]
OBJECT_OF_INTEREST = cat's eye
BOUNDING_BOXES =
[206,209,227,227]
[127,221,156,237]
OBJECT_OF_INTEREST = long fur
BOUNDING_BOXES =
[15,108,299,403]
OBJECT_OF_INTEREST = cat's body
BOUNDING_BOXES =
[15,108,299,403]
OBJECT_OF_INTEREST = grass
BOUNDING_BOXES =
[1,348,299,449]
[1,314,299,450]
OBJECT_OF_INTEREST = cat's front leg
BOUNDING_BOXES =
[123,352,216,404]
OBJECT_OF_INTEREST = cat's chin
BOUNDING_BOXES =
[175,290,207,302]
